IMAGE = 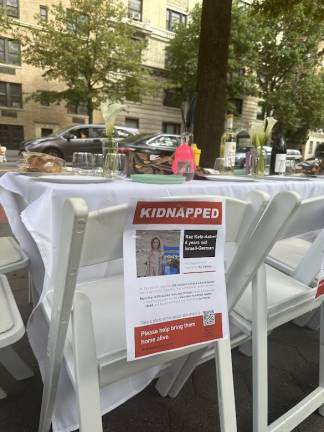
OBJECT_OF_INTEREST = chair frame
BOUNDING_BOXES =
[39,194,273,432]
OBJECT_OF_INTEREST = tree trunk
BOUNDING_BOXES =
[87,98,93,123]
[194,0,232,167]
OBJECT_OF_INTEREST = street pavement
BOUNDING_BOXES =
[1,221,324,431]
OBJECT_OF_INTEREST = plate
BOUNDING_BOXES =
[31,175,113,183]
[263,175,311,181]
[131,174,186,184]
[204,175,256,182]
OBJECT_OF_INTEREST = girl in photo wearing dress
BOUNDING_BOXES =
[146,236,163,276]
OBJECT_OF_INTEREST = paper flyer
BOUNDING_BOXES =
[123,200,229,360]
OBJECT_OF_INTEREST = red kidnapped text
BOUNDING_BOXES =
[133,201,222,225]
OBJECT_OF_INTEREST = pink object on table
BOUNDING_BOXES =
[172,140,196,181]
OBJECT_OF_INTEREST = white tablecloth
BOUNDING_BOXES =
[2,173,324,432]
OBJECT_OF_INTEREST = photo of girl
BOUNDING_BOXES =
[136,230,180,278]
[145,237,163,276]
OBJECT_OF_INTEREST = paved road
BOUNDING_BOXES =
[1,221,324,431]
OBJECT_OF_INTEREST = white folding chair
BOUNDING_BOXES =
[0,274,33,399]
[0,236,29,274]
[37,191,269,432]
[164,192,324,431]
[157,191,301,397]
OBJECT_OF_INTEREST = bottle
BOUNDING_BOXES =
[191,143,201,167]
[172,133,196,181]
[270,120,287,175]
[222,113,236,174]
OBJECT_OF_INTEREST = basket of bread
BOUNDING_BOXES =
[20,152,65,173]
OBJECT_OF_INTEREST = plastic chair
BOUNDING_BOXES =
[0,236,29,274]
[0,274,33,398]
[37,191,270,432]
[168,192,324,432]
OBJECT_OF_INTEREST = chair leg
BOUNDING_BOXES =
[252,265,268,432]
[318,303,324,416]
[238,340,252,357]
[215,338,238,432]
[168,347,209,398]
[0,346,33,380]
[155,355,189,397]
[72,292,103,432]
[0,387,7,399]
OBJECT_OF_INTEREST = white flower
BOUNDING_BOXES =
[100,101,126,130]
[249,117,277,147]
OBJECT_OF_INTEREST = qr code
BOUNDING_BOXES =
[203,310,215,326]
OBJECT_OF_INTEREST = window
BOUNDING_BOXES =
[0,124,24,149]
[162,122,181,135]
[149,135,180,149]
[41,128,53,137]
[39,92,50,106]
[128,0,142,21]
[64,127,89,139]
[66,9,88,33]
[0,82,22,108]
[40,5,48,22]
[166,9,187,31]
[90,127,106,138]
[309,141,313,154]
[0,38,21,66]
[163,89,181,108]
[125,118,139,129]
[228,98,243,116]
[256,101,265,120]
[67,102,88,116]
[0,0,19,18]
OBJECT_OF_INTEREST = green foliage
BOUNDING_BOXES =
[165,1,258,108]
[251,1,324,145]
[167,0,324,146]
[18,0,157,120]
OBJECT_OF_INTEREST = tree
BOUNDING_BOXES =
[194,0,233,167]
[166,1,258,164]
[18,0,155,122]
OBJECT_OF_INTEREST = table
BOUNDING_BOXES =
[2,172,324,432]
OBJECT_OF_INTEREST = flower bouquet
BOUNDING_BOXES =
[248,117,277,176]
[100,101,126,176]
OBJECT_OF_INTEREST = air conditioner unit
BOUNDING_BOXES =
[129,11,141,21]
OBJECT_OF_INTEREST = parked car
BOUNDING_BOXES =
[18,124,139,161]
[118,133,181,154]
[118,133,181,174]
[287,149,302,162]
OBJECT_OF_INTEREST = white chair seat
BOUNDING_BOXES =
[0,237,29,273]
[268,237,311,272]
[0,274,24,348]
[0,275,14,334]
[232,264,317,328]
[44,274,214,387]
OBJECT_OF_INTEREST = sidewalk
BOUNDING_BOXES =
[1,221,324,431]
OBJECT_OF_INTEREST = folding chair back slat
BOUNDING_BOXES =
[227,191,301,311]
[80,204,129,266]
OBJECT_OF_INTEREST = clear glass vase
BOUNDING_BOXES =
[250,147,266,176]
[103,152,119,178]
